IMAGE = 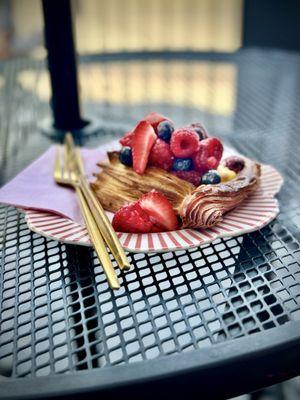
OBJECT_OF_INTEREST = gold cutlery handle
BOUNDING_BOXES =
[75,187,120,290]
[64,133,130,271]
[78,177,131,271]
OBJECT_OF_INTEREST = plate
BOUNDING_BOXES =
[24,159,283,253]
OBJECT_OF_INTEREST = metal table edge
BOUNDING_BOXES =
[0,321,299,400]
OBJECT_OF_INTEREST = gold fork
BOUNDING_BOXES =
[64,133,131,271]
[54,145,120,290]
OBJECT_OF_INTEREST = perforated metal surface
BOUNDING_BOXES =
[0,49,300,394]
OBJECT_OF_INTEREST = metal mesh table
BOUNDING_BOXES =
[0,48,300,399]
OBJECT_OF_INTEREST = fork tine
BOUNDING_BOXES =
[65,133,84,175]
[64,137,78,182]
[63,143,70,181]
[75,148,84,174]
[54,146,62,181]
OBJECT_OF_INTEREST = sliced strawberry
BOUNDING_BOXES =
[112,202,153,233]
[120,130,134,147]
[139,190,178,231]
[144,112,169,132]
[132,120,156,174]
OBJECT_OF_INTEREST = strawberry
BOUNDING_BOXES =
[112,202,153,233]
[144,112,169,132]
[132,120,156,174]
[120,130,134,147]
[139,190,178,231]
[149,139,173,171]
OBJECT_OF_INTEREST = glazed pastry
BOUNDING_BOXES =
[178,158,260,228]
[91,153,260,229]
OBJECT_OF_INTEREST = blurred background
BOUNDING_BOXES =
[0,0,243,124]
[0,1,300,399]
[0,0,243,58]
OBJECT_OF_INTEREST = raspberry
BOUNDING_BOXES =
[203,137,223,162]
[149,139,173,171]
[173,170,202,186]
[193,138,223,173]
[170,128,200,158]
[207,156,218,169]
[193,145,209,173]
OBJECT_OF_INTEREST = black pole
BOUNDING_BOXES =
[41,0,87,131]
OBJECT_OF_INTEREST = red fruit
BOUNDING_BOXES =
[207,156,218,169]
[170,128,200,158]
[223,156,245,173]
[112,202,153,233]
[172,170,202,186]
[144,112,169,132]
[193,146,209,173]
[139,190,178,231]
[149,139,173,171]
[132,121,156,174]
[120,130,134,147]
[203,137,223,162]
[193,137,223,173]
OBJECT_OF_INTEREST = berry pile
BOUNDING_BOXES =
[118,113,243,187]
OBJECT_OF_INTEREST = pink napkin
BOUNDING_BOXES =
[0,144,116,224]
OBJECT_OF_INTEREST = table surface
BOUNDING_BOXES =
[0,48,300,399]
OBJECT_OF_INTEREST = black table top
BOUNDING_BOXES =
[0,48,300,399]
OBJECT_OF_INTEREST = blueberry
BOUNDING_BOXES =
[157,121,175,142]
[201,170,221,184]
[119,147,133,166]
[189,123,208,141]
[172,158,193,171]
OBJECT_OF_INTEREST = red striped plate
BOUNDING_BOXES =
[24,163,283,253]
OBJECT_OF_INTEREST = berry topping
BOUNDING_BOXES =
[120,130,134,147]
[139,190,178,231]
[223,156,245,173]
[157,120,175,142]
[201,170,221,185]
[144,112,169,132]
[112,202,153,233]
[119,147,133,166]
[207,156,218,169]
[217,165,237,182]
[193,137,223,173]
[149,139,173,171]
[173,170,202,186]
[172,158,193,171]
[132,121,156,175]
[193,146,209,173]
[187,123,209,141]
[170,128,200,158]
[203,137,223,162]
